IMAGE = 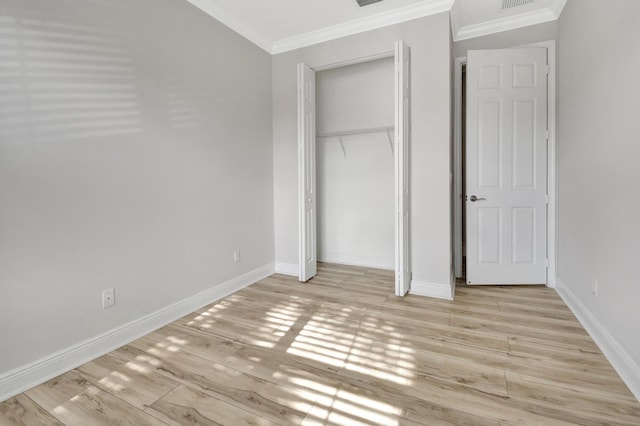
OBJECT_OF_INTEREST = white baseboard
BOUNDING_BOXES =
[318,252,394,271]
[0,262,275,403]
[556,278,640,402]
[410,279,454,301]
[275,261,298,276]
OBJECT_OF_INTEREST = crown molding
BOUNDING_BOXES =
[550,0,568,18]
[449,0,462,43]
[188,0,566,54]
[453,7,558,42]
[272,0,455,54]
[186,0,273,53]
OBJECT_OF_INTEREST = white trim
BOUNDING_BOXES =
[275,262,299,276]
[449,0,462,44]
[312,50,394,72]
[556,279,640,401]
[191,0,567,53]
[522,40,557,288]
[453,56,465,279]
[272,0,454,54]
[410,280,454,301]
[319,252,394,271]
[549,0,568,18]
[297,62,306,281]
[185,0,272,53]
[0,263,275,402]
[452,41,557,288]
[453,8,557,42]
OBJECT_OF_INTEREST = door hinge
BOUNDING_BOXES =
[546,65,550,75]
[546,129,550,140]
[546,194,549,204]
[545,259,549,268]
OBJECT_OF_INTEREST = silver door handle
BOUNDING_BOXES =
[469,195,486,202]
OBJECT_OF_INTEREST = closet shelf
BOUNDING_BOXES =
[316,126,395,157]
[316,126,394,139]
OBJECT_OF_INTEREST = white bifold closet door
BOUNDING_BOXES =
[394,40,411,296]
[298,63,317,282]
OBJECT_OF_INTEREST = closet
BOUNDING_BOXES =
[315,57,395,270]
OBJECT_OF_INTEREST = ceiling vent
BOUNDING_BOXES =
[355,0,384,7]
[501,0,534,9]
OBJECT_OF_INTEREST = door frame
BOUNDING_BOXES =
[452,40,557,288]
[297,43,412,296]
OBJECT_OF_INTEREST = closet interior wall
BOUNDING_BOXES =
[316,57,394,270]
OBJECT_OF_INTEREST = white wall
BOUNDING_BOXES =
[316,58,395,269]
[273,13,452,286]
[0,0,273,377]
[557,0,640,392]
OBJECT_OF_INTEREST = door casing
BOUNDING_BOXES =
[297,42,412,296]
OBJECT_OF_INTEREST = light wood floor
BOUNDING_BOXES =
[1,263,639,425]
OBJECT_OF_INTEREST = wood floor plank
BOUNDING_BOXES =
[225,344,500,426]
[134,323,244,363]
[507,336,611,367]
[505,371,640,425]
[5,262,638,425]
[336,365,577,426]
[386,292,502,313]
[197,300,317,333]
[385,295,588,334]
[454,287,568,308]
[179,310,283,349]
[338,347,509,398]
[497,301,578,321]
[75,352,180,410]
[0,394,63,426]
[115,344,316,424]
[449,313,600,352]
[25,371,166,425]
[358,312,512,352]
[147,384,277,426]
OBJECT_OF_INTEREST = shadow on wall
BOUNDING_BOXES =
[0,12,142,143]
[0,1,231,144]
[165,79,211,130]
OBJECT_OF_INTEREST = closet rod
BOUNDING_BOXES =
[316,126,394,139]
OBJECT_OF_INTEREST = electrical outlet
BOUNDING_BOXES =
[592,280,598,296]
[102,288,115,309]
[233,249,240,263]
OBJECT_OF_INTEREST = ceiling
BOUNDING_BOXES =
[186,0,567,54]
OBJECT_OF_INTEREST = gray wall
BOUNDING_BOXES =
[272,13,452,286]
[453,21,558,58]
[0,0,274,374]
[558,0,640,366]
[316,58,395,269]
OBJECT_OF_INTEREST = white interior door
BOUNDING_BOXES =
[466,48,548,285]
[298,63,317,282]
[395,41,411,296]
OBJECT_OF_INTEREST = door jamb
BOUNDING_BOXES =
[453,56,465,279]
[452,40,557,287]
